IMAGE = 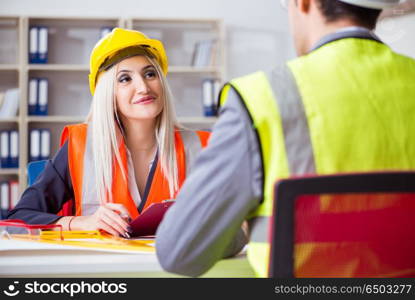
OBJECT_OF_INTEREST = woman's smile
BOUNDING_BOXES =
[133,95,156,105]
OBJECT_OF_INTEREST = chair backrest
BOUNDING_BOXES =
[27,160,47,186]
[269,172,415,278]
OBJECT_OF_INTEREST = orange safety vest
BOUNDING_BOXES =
[57,124,209,219]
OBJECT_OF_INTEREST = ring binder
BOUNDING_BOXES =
[37,78,48,115]
[29,26,38,63]
[0,131,9,168]
[29,129,41,162]
[40,129,50,160]
[0,182,9,212]
[38,27,48,64]
[9,130,19,168]
[28,78,38,115]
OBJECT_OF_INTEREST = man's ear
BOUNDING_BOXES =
[297,0,312,14]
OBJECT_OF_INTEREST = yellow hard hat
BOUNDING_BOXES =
[88,27,168,95]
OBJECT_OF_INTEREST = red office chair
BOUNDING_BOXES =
[269,172,415,278]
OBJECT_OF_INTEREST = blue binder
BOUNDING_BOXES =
[28,78,48,116]
[0,131,9,168]
[0,181,9,212]
[29,129,41,162]
[28,78,38,115]
[40,129,51,161]
[37,78,48,115]
[28,26,48,64]
[9,130,19,168]
[202,79,216,116]
[38,27,48,64]
[29,26,39,63]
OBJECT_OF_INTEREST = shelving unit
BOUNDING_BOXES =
[28,64,90,71]
[0,65,19,71]
[0,16,225,201]
[0,169,19,176]
[0,17,21,217]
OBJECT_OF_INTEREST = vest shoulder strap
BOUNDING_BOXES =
[60,123,88,146]
[60,123,88,216]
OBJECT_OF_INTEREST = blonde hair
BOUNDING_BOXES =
[87,51,180,204]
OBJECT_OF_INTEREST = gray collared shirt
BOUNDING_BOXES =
[156,89,261,277]
[155,27,384,277]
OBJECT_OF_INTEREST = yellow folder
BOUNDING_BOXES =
[6,230,155,253]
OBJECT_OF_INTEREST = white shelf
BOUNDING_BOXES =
[0,169,19,175]
[0,117,19,123]
[28,64,89,71]
[0,64,18,71]
[27,116,87,123]
[169,66,220,74]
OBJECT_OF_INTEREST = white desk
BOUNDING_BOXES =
[0,240,254,278]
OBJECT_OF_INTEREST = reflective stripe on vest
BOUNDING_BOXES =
[60,124,210,219]
[249,65,315,245]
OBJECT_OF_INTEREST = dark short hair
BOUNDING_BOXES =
[315,0,382,30]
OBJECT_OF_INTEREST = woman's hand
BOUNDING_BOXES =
[70,203,132,238]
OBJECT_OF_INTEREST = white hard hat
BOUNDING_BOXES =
[338,0,402,9]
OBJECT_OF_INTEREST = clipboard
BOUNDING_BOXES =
[129,201,174,237]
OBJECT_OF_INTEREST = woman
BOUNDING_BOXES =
[8,28,210,238]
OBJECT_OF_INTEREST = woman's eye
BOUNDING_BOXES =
[145,70,157,79]
[118,75,131,83]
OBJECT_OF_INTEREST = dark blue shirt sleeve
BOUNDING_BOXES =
[7,141,74,224]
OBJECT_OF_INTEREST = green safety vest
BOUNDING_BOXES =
[220,37,415,277]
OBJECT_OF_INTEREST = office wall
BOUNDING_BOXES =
[0,0,294,80]
[376,12,415,59]
[1,0,414,78]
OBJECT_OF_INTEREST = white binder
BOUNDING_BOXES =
[38,79,48,115]
[9,181,19,210]
[0,182,9,210]
[38,27,48,63]
[202,79,213,107]
[202,79,215,116]
[29,27,38,63]
[0,131,9,168]
[28,78,38,115]
[40,130,50,160]
[9,130,18,168]
[30,129,41,162]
